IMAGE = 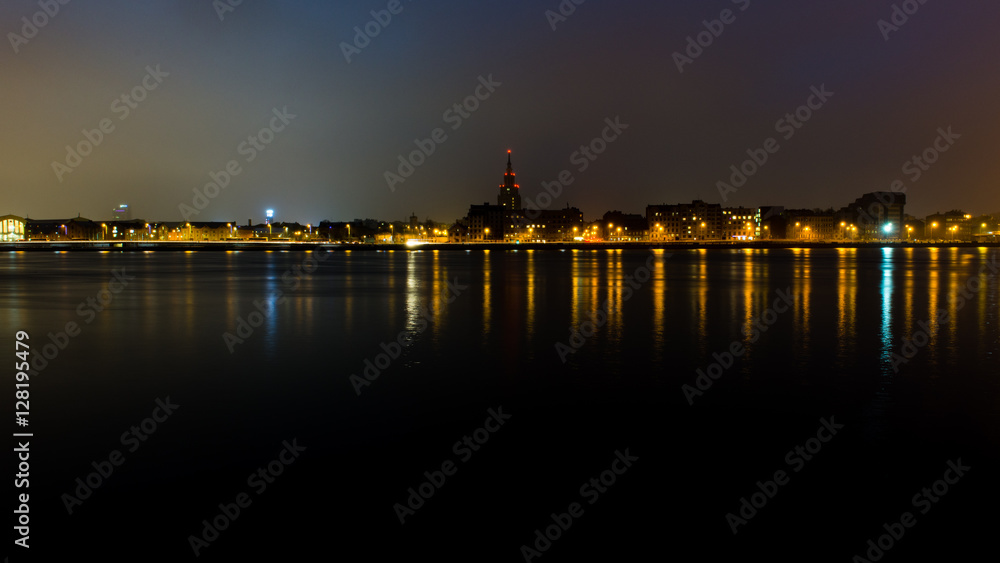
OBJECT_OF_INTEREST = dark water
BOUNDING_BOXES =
[4,248,999,561]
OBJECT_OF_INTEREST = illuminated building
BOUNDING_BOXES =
[0,215,25,241]
[646,201,723,241]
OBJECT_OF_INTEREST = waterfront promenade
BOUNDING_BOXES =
[2,240,999,252]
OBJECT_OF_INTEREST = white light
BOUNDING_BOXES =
[883,223,894,233]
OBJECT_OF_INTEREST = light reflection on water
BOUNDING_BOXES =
[3,247,998,395]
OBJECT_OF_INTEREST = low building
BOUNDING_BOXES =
[785,210,835,241]
[522,207,585,241]
[601,210,647,241]
[925,211,971,241]
[157,222,239,241]
[647,200,723,241]
[26,217,100,240]
[0,215,26,241]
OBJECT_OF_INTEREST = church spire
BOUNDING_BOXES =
[506,149,512,173]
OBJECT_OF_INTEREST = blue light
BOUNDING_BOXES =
[883,223,893,233]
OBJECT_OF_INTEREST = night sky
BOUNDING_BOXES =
[2,0,998,224]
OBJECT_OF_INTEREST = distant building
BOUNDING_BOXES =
[26,217,100,240]
[498,151,521,213]
[466,203,504,242]
[531,207,585,241]
[723,207,757,240]
[0,215,25,241]
[647,200,723,241]
[157,221,238,241]
[448,222,469,243]
[835,192,906,240]
[755,206,785,239]
[112,204,131,221]
[105,220,150,240]
[601,210,647,241]
[785,209,835,241]
[925,210,971,241]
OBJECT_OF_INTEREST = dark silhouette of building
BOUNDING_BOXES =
[531,207,585,241]
[498,150,521,212]
[466,203,504,241]
[601,210,647,241]
[835,191,906,240]
[925,210,971,241]
[26,217,100,240]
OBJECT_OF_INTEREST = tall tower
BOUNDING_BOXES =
[497,150,521,212]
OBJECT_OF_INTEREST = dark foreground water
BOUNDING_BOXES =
[4,247,999,561]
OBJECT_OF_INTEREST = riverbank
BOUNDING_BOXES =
[2,240,999,252]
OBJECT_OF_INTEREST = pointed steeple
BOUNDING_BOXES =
[498,150,521,211]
